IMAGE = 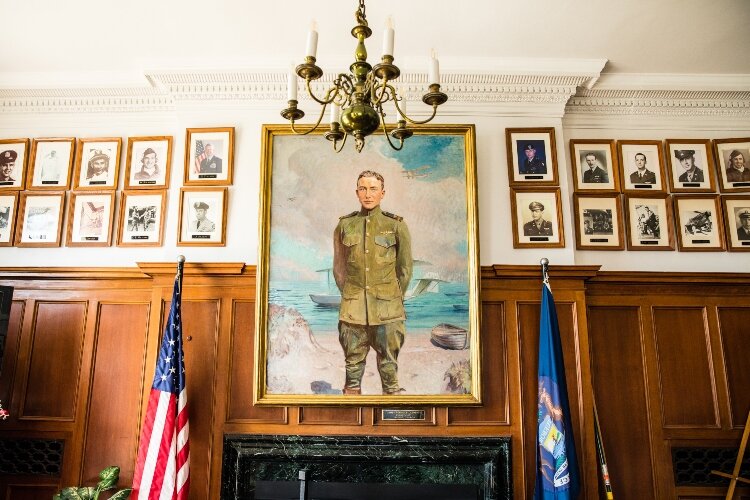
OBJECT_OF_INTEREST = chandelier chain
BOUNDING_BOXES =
[356,0,368,26]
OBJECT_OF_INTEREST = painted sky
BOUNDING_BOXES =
[267,133,470,283]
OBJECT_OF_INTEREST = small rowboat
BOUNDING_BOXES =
[430,323,469,350]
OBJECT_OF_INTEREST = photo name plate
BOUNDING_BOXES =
[381,409,426,421]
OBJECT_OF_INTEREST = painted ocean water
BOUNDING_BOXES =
[269,280,470,334]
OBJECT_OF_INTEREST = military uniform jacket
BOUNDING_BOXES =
[333,206,413,326]
[678,167,704,183]
[727,167,750,182]
[630,169,657,184]
[583,166,608,183]
[520,157,547,175]
[200,156,222,173]
[523,218,554,236]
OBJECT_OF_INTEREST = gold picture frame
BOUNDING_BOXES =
[505,127,558,186]
[665,139,717,193]
[0,138,30,191]
[183,127,234,186]
[66,191,116,247]
[177,187,227,246]
[573,193,624,250]
[27,137,76,190]
[673,194,725,252]
[722,195,750,251]
[73,137,122,190]
[0,192,19,246]
[254,124,481,406]
[15,191,66,247]
[713,138,750,193]
[510,187,565,248]
[124,136,173,189]
[618,140,668,194]
[116,190,167,247]
[624,194,675,251]
[569,139,620,193]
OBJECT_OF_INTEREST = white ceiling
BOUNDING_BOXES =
[1,0,749,87]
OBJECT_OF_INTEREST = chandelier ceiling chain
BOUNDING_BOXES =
[280,0,448,153]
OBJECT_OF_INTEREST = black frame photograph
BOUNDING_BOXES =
[505,128,558,186]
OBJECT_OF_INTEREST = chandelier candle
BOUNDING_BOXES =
[382,17,394,57]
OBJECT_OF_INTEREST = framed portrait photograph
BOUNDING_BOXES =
[124,136,173,189]
[618,140,667,193]
[665,139,717,193]
[0,138,30,191]
[183,127,234,185]
[177,187,227,246]
[27,137,76,190]
[254,124,481,406]
[713,138,750,192]
[510,187,565,248]
[66,191,116,247]
[673,195,725,252]
[0,193,19,246]
[721,195,750,251]
[505,127,558,185]
[569,139,620,192]
[624,194,675,250]
[116,190,167,247]
[15,192,66,247]
[573,194,624,250]
[73,137,122,190]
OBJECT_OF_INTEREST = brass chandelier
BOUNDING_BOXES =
[280,0,448,153]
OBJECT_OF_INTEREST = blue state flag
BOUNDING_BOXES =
[534,284,580,499]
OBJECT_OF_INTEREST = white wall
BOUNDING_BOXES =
[0,104,748,271]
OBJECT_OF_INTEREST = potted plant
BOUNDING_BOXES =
[53,466,131,500]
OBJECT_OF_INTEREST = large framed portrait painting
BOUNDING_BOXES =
[255,125,481,406]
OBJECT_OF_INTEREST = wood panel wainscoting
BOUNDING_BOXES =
[0,265,748,499]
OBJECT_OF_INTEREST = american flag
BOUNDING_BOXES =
[132,275,190,499]
[193,140,205,174]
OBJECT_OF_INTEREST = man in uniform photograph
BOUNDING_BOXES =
[199,143,222,173]
[86,150,110,183]
[629,152,657,184]
[737,209,750,240]
[191,201,216,232]
[333,170,413,395]
[0,150,18,183]
[519,143,547,175]
[134,148,161,181]
[676,149,704,183]
[523,201,554,236]
[582,152,608,183]
[726,150,750,183]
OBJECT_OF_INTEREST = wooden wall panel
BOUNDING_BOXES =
[716,307,750,427]
[588,306,656,500]
[518,301,580,498]
[298,407,362,425]
[4,484,59,500]
[652,307,719,428]
[448,302,507,424]
[180,299,219,500]
[227,300,285,423]
[81,303,150,485]
[0,300,24,405]
[22,301,86,420]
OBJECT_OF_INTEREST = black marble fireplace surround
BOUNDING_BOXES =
[222,434,512,499]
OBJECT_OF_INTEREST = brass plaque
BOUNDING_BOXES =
[381,409,426,421]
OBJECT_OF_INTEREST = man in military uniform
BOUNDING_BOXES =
[582,152,609,183]
[726,150,750,183]
[333,170,413,395]
[676,150,704,183]
[199,143,222,174]
[191,201,216,232]
[519,144,547,175]
[629,152,657,184]
[523,201,554,236]
[737,209,750,240]
[0,150,18,183]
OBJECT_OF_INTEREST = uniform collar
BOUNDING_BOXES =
[359,205,382,217]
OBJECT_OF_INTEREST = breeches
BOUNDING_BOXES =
[338,321,405,393]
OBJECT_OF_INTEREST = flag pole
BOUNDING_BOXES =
[177,255,185,294]
[594,400,615,499]
[540,257,550,287]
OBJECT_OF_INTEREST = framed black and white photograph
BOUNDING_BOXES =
[624,194,674,250]
[117,190,166,247]
[573,194,624,250]
[73,137,122,190]
[27,137,75,190]
[673,195,725,252]
[618,140,667,193]
[15,192,66,247]
[505,128,558,186]
[665,139,716,193]
[66,191,116,247]
[510,187,564,248]
[721,195,750,252]
[0,138,30,191]
[569,140,620,192]
[177,187,227,246]
[0,193,18,246]
[124,136,173,189]
[713,138,750,193]
[183,127,234,185]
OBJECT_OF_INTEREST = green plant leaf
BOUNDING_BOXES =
[108,488,133,500]
[58,486,87,500]
[97,466,121,490]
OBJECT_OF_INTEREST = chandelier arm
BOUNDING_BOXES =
[371,78,392,107]
[332,132,349,153]
[379,115,405,152]
[398,104,438,125]
[305,79,341,106]
[289,101,330,136]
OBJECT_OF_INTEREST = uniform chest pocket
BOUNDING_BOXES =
[342,232,362,247]
[374,234,397,262]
